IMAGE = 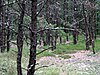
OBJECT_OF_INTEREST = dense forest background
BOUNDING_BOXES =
[0,0,100,75]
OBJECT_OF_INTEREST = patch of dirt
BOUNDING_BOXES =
[37,50,99,64]
[36,50,100,75]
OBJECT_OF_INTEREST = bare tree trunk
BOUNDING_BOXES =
[17,1,25,75]
[82,0,96,53]
[66,33,69,41]
[45,0,51,24]
[42,31,46,46]
[51,33,54,51]
[0,0,6,52]
[27,0,37,75]
[54,31,58,49]
[46,29,50,45]
[82,3,90,50]
[72,0,79,44]
[59,36,62,44]
[73,30,77,44]
[0,0,2,52]
[89,0,96,54]
[96,12,99,35]
[63,0,69,41]
[6,0,10,52]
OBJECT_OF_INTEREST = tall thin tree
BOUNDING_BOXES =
[0,0,6,52]
[17,1,25,75]
[27,0,37,75]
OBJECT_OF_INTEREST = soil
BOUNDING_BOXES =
[36,50,100,75]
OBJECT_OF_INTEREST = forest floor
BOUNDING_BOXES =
[36,50,100,75]
[0,49,100,75]
[0,37,100,75]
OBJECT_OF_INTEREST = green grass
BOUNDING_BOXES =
[0,35,100,75]
[35,67,60,75]
[53,41,85,54]
[10,36,100,58]
[0,53,17,75]
[37,51,55,58]
[95,38,100,52]
[53,37,100,54]
[58,54,71,59]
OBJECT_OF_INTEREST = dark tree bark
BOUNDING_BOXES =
[0,0,2,52]
[59,36,62,44]
[39,30,46,46]
[46,29,50,45]
[96,12,99,35]
[82,0,96,53]
[89,0,96,54]
[82,3,90,50]
[54,31,58,49]
[27,0,37,75]
[6,19,10,52]
[63,0,69,41]
[6,0,10,52]
[72,30,77,44]
[17,1,25,75]
[0,0,6,53]
[51,33,54,51]
[42,31,46,46]
[72,0,79,44]
[45,0,49,23]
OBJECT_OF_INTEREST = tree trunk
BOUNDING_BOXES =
[82,3,90,50]
[0,0,6,53]
[0,0,2,52]
[45,0,51,24]
[46,29,50,45]
[7,0,10,52]
[54,31,57,49]
[51,35,54,51]
[72,0,79,44]
[73,30,77,44]
[27,0,37,75]
[17,1,25,75]
[59,36,62,44]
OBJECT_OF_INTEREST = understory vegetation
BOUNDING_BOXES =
[0,36,100,75]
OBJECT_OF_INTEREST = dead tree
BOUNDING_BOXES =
[17,1,25,75]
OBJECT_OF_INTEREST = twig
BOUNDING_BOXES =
[12,50,18,53]
[36,47,53,55]
[35,64,53,71]
[35,66,48,71]
[22,67,28,71]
